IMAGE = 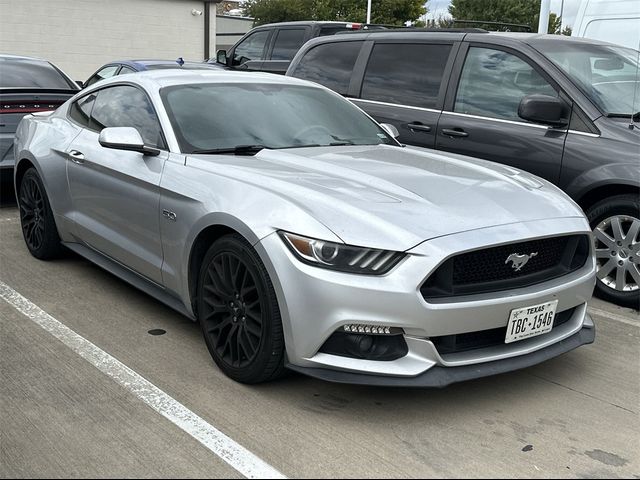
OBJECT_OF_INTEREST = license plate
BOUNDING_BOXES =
[505,300,558,344]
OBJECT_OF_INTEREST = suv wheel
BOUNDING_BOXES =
[587,194,639,309]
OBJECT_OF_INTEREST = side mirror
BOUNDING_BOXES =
[518,94,569,128]
[76,80,84,88]
[380,123,400,138]
[216,49,228,65]
[98,127,160,156]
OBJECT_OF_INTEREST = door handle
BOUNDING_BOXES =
[407,122,432,133]
[441,128,469,138]
[68,150,85,164]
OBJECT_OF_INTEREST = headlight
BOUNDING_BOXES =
[279,231,405,275]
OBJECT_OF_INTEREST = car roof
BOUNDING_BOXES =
[92,69,319,90]
[0,53,49,62]
[105,59,200,70]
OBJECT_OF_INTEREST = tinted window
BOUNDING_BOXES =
[161,83,394,153]
[233,30,270,65]
[271,29,306,61]
[536,41,640,116]
[86,65,119,87]
[454,47,556,121]
[90,86,165,148]
[118,66,137,75]
[361,43,451,108]
[0,58,75,89]
[292,41,362,95]
[68,94,96,127]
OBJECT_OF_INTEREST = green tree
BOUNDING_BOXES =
[244,0,426,26]
[448,0,564,33]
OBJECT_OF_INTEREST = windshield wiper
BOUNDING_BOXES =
[191,145,267,156]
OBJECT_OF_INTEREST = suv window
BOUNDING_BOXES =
[68,93,96,127]
[89,85,165,148]
[233,30,270,65]
[292,41,363,95]
[454,47,556,122]
[271,29,306,61]
[361,43,452,108]
[86,65,119,87]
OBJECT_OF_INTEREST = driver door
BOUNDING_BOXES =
[67,85,168,284]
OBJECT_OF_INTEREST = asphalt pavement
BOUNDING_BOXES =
[1,182,638,479]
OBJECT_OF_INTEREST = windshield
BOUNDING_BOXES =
[535,42,640,116]
[161,83,395,153]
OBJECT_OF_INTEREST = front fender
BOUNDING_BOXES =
[564,163,640,204]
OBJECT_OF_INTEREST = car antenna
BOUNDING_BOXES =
[176,57,185,67]
[630,40,640,130]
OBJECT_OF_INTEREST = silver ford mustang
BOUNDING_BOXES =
[14,70,596,386]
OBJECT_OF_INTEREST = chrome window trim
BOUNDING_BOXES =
[442,111,550,130]
[351,98,442,114]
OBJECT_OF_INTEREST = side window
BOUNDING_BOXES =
[454,47,557,122]
[361,43,452,108]
[292,41,362,96]
[232,30,270,65]
[118,66,137,75]
[68,93,96,127]
[89,86,165,149]
[270,29,306,61]
[85,65,119,87]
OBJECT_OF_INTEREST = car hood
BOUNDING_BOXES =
[187,145,585,251]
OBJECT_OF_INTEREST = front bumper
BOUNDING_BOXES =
[287,320,595,387]
[256,216,596,383]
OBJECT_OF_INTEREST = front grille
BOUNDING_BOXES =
[421,235,590,299]
[431,307,575,355]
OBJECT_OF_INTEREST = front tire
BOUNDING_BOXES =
[196,234,286,383]
[18,168,62,260]
[587,194,639,309]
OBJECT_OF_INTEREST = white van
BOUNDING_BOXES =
[572,0,640,49]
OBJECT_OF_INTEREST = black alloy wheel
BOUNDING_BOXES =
[18,168,62,259]
[197,234,286,383]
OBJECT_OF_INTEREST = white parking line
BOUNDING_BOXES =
[0,281,286,480]
[588,306,638,327]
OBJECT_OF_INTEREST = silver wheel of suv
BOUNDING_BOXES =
[594,215,640,293]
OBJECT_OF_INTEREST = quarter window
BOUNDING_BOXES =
[271,29,306,61]
[85,65,119,87]
[118,66,137,75]
[292,41,363,95]
[454,47,557,122]
[89,86,165,148]
[361,43,452,108]
[233,30,270,65]
[68,93,96,127]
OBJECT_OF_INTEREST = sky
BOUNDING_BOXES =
[425,0,583,28]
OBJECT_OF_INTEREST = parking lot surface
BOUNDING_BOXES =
[1,190,639,478]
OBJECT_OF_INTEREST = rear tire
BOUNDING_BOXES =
[586,194,639,309]
[196,234,286,383]
[18,168,62,260]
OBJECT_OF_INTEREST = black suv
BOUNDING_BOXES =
[287,31,640,308]
[212,21,385,74]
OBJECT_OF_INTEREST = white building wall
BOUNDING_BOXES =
[0,0,215,80]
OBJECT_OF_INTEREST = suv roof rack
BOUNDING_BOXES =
[335,27,489,35]
[451,20,532,32]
